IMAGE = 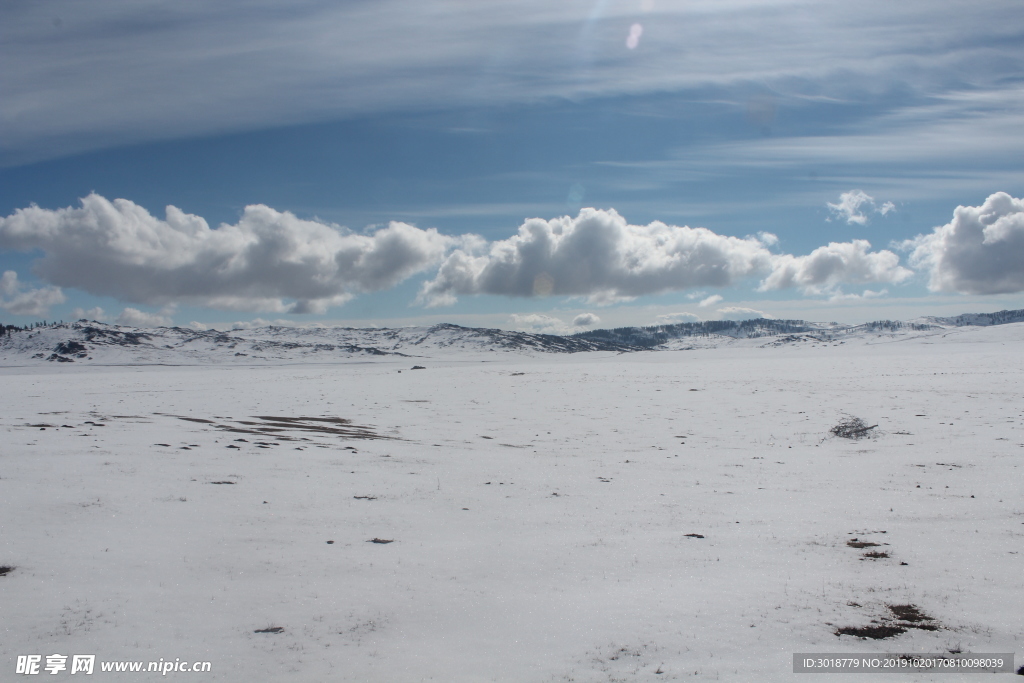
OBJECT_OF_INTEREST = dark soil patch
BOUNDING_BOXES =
[863,551,890,559]
[904,623,940,631]
[0,565,14,576]
[353,496,377,500]
[368,538,393,544]
[835,624,906,639]
[684,533,705,538]
[847,539,881,548]
[209,481,236,485]
[411,365,426,370]
[888,604,934,623]
[254,626,284,633]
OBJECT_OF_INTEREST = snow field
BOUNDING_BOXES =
[1,327,1023,681]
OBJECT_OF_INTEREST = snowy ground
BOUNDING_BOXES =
[2,324,1023,681]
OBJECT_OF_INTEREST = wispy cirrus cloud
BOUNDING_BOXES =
[3,0,1022,165]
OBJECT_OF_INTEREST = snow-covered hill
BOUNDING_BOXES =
[1,309,1023,365]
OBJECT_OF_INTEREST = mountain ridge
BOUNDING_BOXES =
[2,308,1023,365]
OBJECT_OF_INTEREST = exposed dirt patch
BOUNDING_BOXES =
[254,626,284,633]
[836,624,906,639]
[836,604,941,640]
[847,539,881,548]
[888,604,934,623]
[0,565,14,576]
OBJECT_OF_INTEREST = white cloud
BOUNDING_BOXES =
[698,294,723,307]
[116,307,172,328]
[71,306,107,321]
[656,312,700,324]
[0,270,65,316]
[418,208,774,307]
[827,190,895,225]
[827,288,889,301]
[760,240,912,296]
[187,321,207,330]
[717,306,772,321]
[0,194,455,314]
[507,313,565,333]
[572,312,601,327]
[903,191,1024,295]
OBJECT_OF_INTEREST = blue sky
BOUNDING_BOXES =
[2,0,1024,331]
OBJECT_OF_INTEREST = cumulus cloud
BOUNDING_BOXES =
[572,312,600,327]
[71,306,108,321]
[903,192,1024,295]
[0,271,65,316]
[698,294,723,307]
[717,306,772,321]
[116,308,172,328]
[827,190,896,225]
[760,240,912,295]
[828,288,889,301]
[508,313,565,333]
[418,208,774,307]
[656,312,701,324]
[0,194,455,315]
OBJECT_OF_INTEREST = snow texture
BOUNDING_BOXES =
[1,314,1023,681]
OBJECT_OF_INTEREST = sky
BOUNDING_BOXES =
[2,0,1024,332]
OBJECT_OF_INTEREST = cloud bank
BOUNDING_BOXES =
[0,195,981,318]
[419,208,909,307]
[0,194,454,314]
[905,192,1024,295]
[419,208,775,307]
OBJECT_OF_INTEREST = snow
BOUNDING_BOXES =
[1,322,1022,680]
